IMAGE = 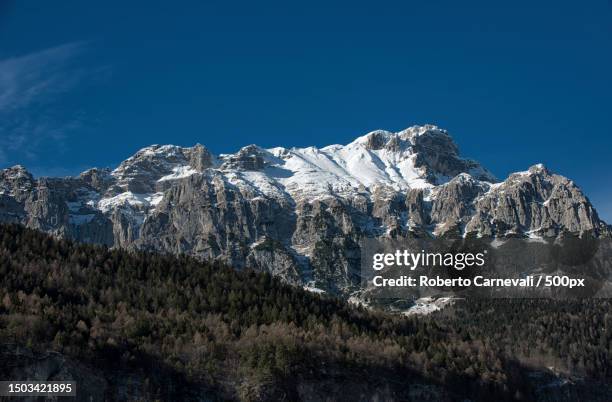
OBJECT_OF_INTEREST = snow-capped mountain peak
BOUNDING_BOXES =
[0,124,607,266]
[0,124,608,294]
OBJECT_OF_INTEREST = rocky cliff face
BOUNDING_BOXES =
[0,125,608,294]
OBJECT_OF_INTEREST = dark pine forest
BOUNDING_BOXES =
[0,224,611,401]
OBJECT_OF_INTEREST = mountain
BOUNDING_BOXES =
[0,125,608,294]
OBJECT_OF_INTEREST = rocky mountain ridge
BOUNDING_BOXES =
[0,125,608,293]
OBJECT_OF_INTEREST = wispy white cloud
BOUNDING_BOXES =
[0,42,102,165]
[0,42,85,111]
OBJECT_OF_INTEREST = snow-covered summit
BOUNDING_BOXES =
[0,165,34,197]
[2,165,32,180]
[34,124,494,231]
[65,124,498,214]
[216,125,496,199]
[110,143,214,193]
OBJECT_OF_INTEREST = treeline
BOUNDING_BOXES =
[0,224,610,401]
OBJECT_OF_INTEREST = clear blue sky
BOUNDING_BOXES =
[0,0,610,220]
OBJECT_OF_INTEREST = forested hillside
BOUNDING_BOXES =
[0,224,610,401]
